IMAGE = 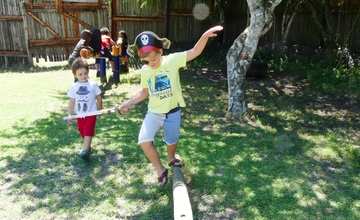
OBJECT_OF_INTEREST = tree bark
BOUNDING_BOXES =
[226,0,282,119]
[281,0,305,47]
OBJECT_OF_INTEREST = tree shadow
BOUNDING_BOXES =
[178,71,359,219]
[0,94,173,217]
[0,70,358,219]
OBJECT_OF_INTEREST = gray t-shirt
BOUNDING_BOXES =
[68,39,86,65]
[67,81,101,114]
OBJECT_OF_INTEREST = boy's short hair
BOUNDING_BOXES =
[71,58,89,75]
[80,29,92,40]
[140,49,162,59]
[100,27,110,35]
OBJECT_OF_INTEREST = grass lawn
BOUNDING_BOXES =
[0,63,359,219]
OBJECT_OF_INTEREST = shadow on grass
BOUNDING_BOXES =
[0,64,68,74]
[0,72,359,219]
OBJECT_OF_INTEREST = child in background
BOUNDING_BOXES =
[68,29,92,66]
[118,26,223,186]
[99,27,116,84]
[117,30,129,73]
[67,58,103,160]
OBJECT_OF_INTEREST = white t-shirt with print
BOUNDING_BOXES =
[67,81,102,114]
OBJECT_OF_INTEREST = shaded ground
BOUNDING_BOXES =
[0,65,359,219]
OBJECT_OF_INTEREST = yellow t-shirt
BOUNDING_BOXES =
[139,51,187,113]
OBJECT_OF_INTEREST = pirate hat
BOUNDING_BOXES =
[127,31,171,57]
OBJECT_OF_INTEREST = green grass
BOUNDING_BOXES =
[0,63,359,219]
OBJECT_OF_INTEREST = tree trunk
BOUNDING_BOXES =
[226,0,282,119]
[281,0,305,48]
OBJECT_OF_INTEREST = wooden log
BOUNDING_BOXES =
[172,166,193,220]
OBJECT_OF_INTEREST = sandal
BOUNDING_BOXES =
[79,148,91,160]
[158,169,168,186]
[168,158,183,167]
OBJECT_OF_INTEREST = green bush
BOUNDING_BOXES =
[256,48,360,96]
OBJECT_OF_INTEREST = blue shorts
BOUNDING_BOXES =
[138,109,181,145]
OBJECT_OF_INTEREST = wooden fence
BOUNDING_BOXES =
[0,0,29,66]
[1,0,360,67]
[111,0,213,45]
[0,0,109,66]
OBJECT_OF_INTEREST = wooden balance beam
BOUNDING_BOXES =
[172,166,193,220]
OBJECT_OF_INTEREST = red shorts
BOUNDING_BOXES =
[77,116,97,137]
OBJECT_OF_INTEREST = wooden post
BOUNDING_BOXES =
[21,2,33,66]
[63,14,69,58]
[4,57,8,68]
[55,0,63,13]
[164,0,170,37]
[72,12,80,36]
[172,166,193,220]
[111,0,117,39]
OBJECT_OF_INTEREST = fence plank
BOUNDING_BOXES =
[0,16,23,21]
[21,1,33,65]
[27,11,60,38]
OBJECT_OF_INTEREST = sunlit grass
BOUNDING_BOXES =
[0,63,359,219]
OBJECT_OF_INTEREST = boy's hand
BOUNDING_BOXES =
[202,25,223,38]
[117,101,134,114]
[66,118,74,127]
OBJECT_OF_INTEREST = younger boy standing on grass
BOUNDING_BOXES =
[118,25,223,186]
[67,58,103,160]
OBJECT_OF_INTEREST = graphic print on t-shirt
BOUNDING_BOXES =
[76,86,90,113]
[147,73,173,100]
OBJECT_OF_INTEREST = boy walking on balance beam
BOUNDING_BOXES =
[118,26,223,186]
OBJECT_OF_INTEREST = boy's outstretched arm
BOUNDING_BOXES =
[186,25,223,62]
[118,88,149,114]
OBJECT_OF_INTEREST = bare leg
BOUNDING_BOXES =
[110,60,115,72]
[83,136,92,150]
[167,143,177,162]
[140,141,166,176]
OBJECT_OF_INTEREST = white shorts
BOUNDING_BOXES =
[138,109,181,145]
